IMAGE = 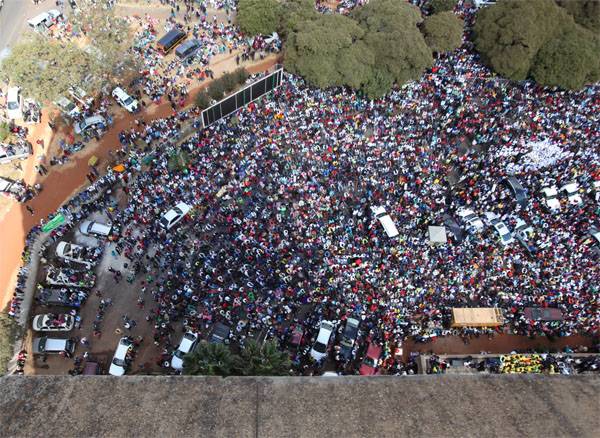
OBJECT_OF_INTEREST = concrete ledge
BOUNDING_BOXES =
[0,375,598,437]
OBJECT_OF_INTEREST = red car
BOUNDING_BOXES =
[359,343,382,376]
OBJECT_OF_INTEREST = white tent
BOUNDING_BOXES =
[428,226,447,244]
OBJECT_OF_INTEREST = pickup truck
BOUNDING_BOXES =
[56,241,101,268]
[36,287,88,308]
[45,266,96,288]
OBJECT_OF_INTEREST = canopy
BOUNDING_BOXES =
[428,226,447,243]
[113,164,125,173]
[451,308,504,327]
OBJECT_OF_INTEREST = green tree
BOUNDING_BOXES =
[207,79,225,100]
[0,312,19,375]
[220,71,238,93]
[284,14,371,89]
[0,35,95,102]
[70,0,139,89]
[183,341,235,376]
[473,0,574,81]
[531,28,600,90]
[279,0,319,36]
[428,0,457,14]
[0,122,10,143]
[233,67,250,85]
[237,0,281,36]
[234,340,291,376]
[421,11,464,53]
[195,90,211,109]
[557,0,600,33]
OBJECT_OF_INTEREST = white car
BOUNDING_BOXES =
[484,212,513,246]
[171,331,198,370]
[112,87,138,113]
[6,87,23,120]
[370,206,399,238]
[79,220,112,237]
[457,208,484,234]
[513,218,534,241]
[540,186,560,213]
[32,313,75,332]
[310,320,335,362]
[560,182,583,205]
[109,337,134,376]
[160,202,192,230]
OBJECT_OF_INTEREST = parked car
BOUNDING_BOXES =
[586,226,600,256]
[56,241,100,268]
[209,322,230,344]
[79,220,112,237]
[513,218,539,256]
[171,332,198,370]
[68,85,93,108]
[36,287,88,308]
[359,343,382,375]
[339,317,360,361]
[32,313,75,332]
[457,208,484,234]
[55,96,81,119]
[112,87,138,113]
[484,212,514,246]
[310,320,335,362]
[0,141,32,164]
[560,182,583,205]
[109,337,134,376]
[74,115,106,136]
[32,337,75,355]
[540,186,560,213]
[27,9,61,33]
[160,202,192,230]
[45,266,96,288]
[175,39,201,61]
[6,86,23,120]
[370,206,399,238]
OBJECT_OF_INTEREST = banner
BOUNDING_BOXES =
[42,213,66,233]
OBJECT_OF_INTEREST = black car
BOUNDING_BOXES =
[339,317,360,361]
[209,322,230,344]
[442,213,465,243]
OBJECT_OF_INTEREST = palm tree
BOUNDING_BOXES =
[182,341,234,376]
[234,339,291,376]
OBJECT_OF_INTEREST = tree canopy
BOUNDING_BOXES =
[557,0,600,33]
[0,312,19,375]
[421,11,464,54]
[428,0,457,14]
[234,340,291,376]
[473,0,599,89]
[183,342,234,376]
[236,0,282,36]
[284,0,435,98]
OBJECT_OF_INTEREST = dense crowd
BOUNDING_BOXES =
[9,1,599,374]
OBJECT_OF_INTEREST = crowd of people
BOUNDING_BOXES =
[9,1,599,375]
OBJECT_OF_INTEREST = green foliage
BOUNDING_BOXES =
[557,0,600,33]
[285,0,434,99]
[237,0,281,36]
[0,35,95,102]
[473,0,599,89]
[233,340,291,376]
[220,71,238,93]
[207,79,225,100]
[473,0,574,81]
[233,67,250,84]
[422,12,464,53]
[428,0,457,14]
[0,312,19,375]
[279,0,320,36]
[183,341,234,376]
[531,28,600,90]
[0,122,9,143]
[195,90,211,110]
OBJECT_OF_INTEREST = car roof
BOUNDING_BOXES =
[177,39,200,52]
[541,186,558,196]
[366,343,382,357]
[7,87,19,99]
[114,338,132,358]
[83,115,106,126]
[88,221,111,234]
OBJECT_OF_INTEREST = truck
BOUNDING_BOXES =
[36,287,88,308]
[45,266,96,288]
[56,241,101,268]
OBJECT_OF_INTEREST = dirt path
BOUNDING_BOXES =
[0,56,278,310]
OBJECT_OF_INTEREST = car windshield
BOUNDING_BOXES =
[363,357,376,367]
[7,102,18,110]
[174,349,185,359]
[112,358,125,367]
[313,342,327,353]
[174,207,183,215]
[124,96,134,105]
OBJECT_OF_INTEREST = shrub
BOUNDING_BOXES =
[195,90,211,109]
[0,312,19,375]
[220,72,238,93]
[207,79,225,100]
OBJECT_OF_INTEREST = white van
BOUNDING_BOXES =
[6,87,23,120]
[27,9,61,32]
[32,337,75,355]
[370,206,399,238]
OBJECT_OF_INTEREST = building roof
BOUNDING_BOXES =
[0,375,598,438]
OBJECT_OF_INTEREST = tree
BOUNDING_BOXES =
[473,0,574,81]
[428,0,457,14]
[233,67,250,85]
[234,340,291,376]
[0,312,19,375]
[421,12,464,53]
[195,90,211,109]
[557,0,600,33]
[183,342,234,376]
[236,0,281,36]
[220,71,238,93]
[531,28,600,90]
[70,0,139,89]
[279,0,319,36]
[0,35,95,102]
[207,79,225,100]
